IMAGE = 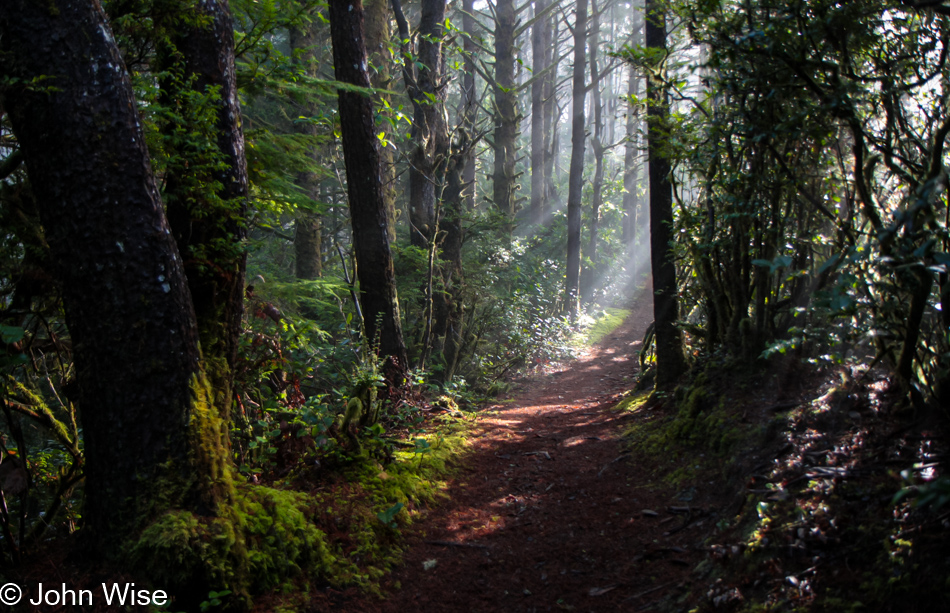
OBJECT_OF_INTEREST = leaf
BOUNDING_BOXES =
[0,325,25,344]
[422,558,438,570]
[377,502,404,525]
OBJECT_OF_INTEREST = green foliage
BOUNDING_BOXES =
[894,475,950,512]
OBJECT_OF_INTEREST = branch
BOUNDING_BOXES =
[0,149,23,181]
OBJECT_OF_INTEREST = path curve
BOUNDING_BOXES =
[342,294,691,612]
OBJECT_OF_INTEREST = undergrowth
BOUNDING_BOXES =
[243,411,473,611]
[617,358,950,613]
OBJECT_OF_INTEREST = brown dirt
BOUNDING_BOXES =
[326,294,706,613]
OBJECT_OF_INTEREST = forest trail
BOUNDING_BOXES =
[336,291,700,612]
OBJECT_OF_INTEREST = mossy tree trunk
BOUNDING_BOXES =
[0,0,234,556]
[156,0,249,425]
[461,0,479,213]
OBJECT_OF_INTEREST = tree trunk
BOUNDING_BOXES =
[157,0,249,423]
[461,0,478,212]
[433,136,472,383]
[0,0,232,556]
[365,0,399,242]
[543,15,559,215]
[329,0,410,379]
[564,0,588,321]
[394,0,450,247]
[582,0,605,305]
[493,0,519,229]
[645,0,688,389]
[622,62,640,248]
[295,213,323,280]
[291,17,324,281]
[530,0,551,227]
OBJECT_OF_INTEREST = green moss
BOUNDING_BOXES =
[236,487,334,592]
[129,403,472,610]
[612,391,651,413]
[584,308,632,346]
[130,484,334,609]
[623,372,744,459]
[189,372,237,510]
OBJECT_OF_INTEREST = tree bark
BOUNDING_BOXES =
[645,0,688,388]
[461,0,479,212]
[493,0,519,229]
[365,0,399,242]
[565,0,588,321]
[433,136,471,383]
[622,62,641,248]
[329,0,410,378]
[582,0,605,305]
[542,14,559,215]
[291,16,324,280]
[158,0,249,422]
[0,0,232,555]
[530,0,551,227]
[393,0,449,247]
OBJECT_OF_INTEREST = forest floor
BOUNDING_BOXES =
[313,288,950,613]
[12,288,950,612]
[320,290,711,612]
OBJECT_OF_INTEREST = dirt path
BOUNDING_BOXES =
[339,295,699,612]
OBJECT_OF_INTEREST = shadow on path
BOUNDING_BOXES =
[343,291,699,613]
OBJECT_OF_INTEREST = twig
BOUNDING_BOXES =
[598,453,629,477]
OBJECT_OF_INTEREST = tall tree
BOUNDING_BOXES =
[582,0,606,305]
[542,14,561,215]
[621,61,641,248]
[492,0,519,229]
[530,0,552,227]
[644,0,687,388]
[329,0,410,378]
[156,0,249,423]
[0,0,234,559]
[460,0,479,212]
[365,0,399,242]
[393,0,450,247]
[291,11,324,281]
[564,0,588,321]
